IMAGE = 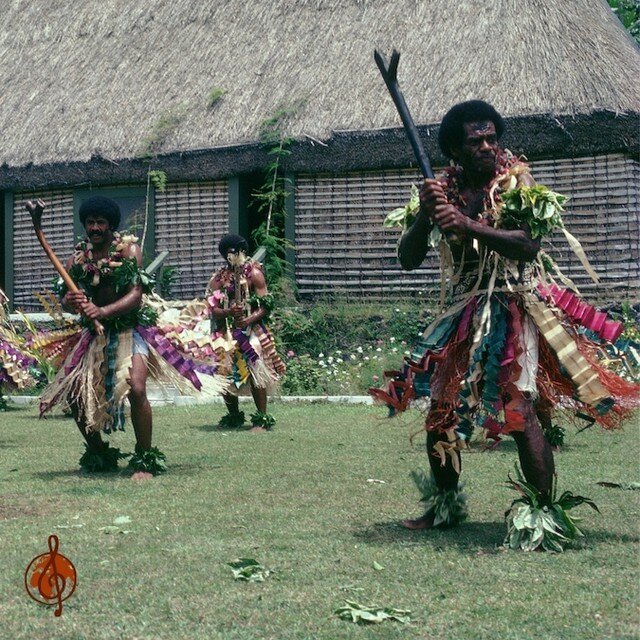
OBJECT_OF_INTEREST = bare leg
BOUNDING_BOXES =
[70,401,105,450]
[223,393,239,416]
[250,382,268,414]
[511,400,555,496]
[249,381,269,432]
[128,354,152,450]
[402,430,461,529]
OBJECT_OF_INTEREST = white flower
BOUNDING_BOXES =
[319,360,326,367]
[392,347,398,352]
[364,356,369,361]
[327,356,334,364]
[350,354,356,361]
[318,353,324,358]
[376,348,382,352]
[390,337,396,343]
[336,350,342,355]
[394,308,400,312]
[356,346,363,353]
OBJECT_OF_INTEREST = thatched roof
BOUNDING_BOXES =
[0,0,638,185]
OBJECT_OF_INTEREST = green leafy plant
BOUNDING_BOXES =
[504,465,599,552]
[542,422,566,448]
[608,0,640,43]
[158,265,179,299]
[227,558,271,582]
[79,444,129,473]
[335,600,411,624]
[384,184,420,229]
[249,410,276,430]
[500,185,567,238]
[411,470,468,527]
[140,105,187,159]
[128,446,167,476]
[206,87,225,108]
[250,103,307,301]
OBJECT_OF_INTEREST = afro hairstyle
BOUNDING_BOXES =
[218,234,249,258]
[78,196,121,230]
[438,100,505,159]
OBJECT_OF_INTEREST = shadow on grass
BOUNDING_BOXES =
[195,424,251,433]
[353,519,505,551]
[354,520,640,554]
[582,529,640,545]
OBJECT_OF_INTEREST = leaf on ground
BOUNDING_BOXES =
[113,515,132,524]
[366,479,387,484]
[597,481,640,490]
[99,525,120,534]
[372,561,384,571]
[335,599,411,624]
[227,558,272,582]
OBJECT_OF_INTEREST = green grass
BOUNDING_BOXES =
[0,403,638,639]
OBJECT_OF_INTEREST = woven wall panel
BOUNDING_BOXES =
[155,181,229,298]
[294,154,639,303]
[12,189,74,311]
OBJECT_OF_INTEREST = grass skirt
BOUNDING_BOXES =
[39,325,227,433]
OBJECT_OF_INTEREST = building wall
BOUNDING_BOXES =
[10,180,230,311]
[12,188,75,310]
[293,153,640,303]
[155,181,229,299]
[7,154,639,310]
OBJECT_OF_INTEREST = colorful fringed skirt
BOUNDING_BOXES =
[373,282,639,441]
[39,324,227,433]
[213,323,286,393]
[0,325,40,390]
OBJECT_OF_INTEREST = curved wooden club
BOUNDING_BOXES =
[374,48,458,243]
[26,199,104,335]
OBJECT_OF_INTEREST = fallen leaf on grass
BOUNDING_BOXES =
[227,558,271,582]
[372,561,384,571]
[99,515,133,534]
[335,599,411,624]
[339,585,365,593]
[597,481,640,490]
[366,479,387,484]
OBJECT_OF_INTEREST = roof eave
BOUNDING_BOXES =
[1,110,637,190]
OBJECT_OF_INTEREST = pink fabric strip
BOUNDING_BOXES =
[537,284,623,342]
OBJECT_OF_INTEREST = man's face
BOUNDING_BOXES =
[453,121,499,174]
[84,215,112,244]
[226,248,247,267]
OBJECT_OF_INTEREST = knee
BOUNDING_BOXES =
[128,379,147,403]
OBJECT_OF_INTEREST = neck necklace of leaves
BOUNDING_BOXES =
[440,150,524,224]
[69,232,151,293]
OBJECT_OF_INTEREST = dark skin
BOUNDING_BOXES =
[55,212,152,452]
[399,121,539,270]
[398,121,554,530]
[208,256,270,432]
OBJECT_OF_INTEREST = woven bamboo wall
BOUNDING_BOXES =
[12,189,75,311]
[155,181,229,299]
[294,153,640,303]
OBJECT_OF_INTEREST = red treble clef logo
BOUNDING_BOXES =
[24,534,77,616]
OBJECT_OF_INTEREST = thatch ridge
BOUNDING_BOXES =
[0,0,638,169]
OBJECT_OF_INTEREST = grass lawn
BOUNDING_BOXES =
[0,402,638,639]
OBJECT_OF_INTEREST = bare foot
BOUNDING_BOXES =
[250,426,267,433]
[401,513,435,530]
[131,471,154,481]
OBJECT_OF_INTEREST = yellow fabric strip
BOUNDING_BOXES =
[525,298,609,406]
